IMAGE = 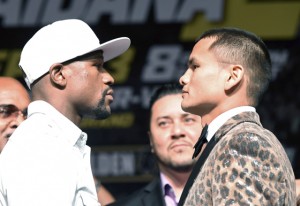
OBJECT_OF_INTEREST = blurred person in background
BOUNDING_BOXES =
[0,77,30,153]
[109,83,203,206]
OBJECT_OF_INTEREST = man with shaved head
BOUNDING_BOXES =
[0,77,30,153]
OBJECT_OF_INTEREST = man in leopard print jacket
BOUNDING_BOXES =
[178,27,296,205]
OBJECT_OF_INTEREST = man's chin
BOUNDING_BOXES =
[181,104,200,116]
[169,158,195,172]
[95,112,111,120]
[171,163,194,173]
[181,101,190,112]
[83,109,111,120]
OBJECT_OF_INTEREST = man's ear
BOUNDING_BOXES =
[224,65,244,91]
[49,63,67,89]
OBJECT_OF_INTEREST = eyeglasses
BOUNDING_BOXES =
[0,104,27,120]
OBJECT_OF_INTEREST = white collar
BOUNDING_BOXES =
[206,106,255,142]
[28,100,84,147]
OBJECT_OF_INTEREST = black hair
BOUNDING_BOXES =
[149,83,182,110]
[196,27,272,106]
[147,82,182,131]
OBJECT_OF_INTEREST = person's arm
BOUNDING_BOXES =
[98,185,115,205]
[94,177,115,205]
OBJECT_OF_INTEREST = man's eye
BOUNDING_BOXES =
[192,65,199,70]
[0,109,11,118]
[158,122,166,126]
[188,63,198,70]
[158,121,170,127]
[94,63,102,68]
[184,118,195,123]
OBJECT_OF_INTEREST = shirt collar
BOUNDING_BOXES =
[28,100,85,147]
[206,106,255,142]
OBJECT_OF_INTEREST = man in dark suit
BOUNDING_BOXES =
[108,83,203,206]
[178,27,296,205]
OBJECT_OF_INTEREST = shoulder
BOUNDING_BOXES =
[216,121,286,160]
[213,121,292,173]
[205,122,296,205]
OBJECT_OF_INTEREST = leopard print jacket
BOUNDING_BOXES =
[183,111,296,206]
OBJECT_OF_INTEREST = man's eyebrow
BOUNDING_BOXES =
[182,113,190,117]
[0,104,17,108]
[188,58,195,66]
[156,116,171,120]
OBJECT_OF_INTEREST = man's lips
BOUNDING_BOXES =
[170,141,191,150]
[182,89,188,95]
[106,90,114,101]
[182,90,188,98]
[106,89,113,96]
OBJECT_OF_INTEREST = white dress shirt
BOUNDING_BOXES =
[0,101,100,206]
[206,106,256,142]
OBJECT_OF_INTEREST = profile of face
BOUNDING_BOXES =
[149,94,202,172]
[63,51,115,120]
[0,78,30,153]
[179,37,227,116]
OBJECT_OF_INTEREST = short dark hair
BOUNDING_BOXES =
[148,83,182,130]
[196,27,272,106]
[149,83,182,110]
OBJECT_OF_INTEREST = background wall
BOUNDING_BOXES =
[1,0,299,200]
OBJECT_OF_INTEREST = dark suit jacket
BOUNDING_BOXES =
[108,177,165,206]
[181,111,296,205]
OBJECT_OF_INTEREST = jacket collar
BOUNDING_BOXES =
[214,111,262,141]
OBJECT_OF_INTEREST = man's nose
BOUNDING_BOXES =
[170,123,185,139]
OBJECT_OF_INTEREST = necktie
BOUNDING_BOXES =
[192,124,208,159]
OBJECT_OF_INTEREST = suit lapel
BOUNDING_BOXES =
[142,178,165,206]
[178,137,217,206]
[213,111,261,142]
